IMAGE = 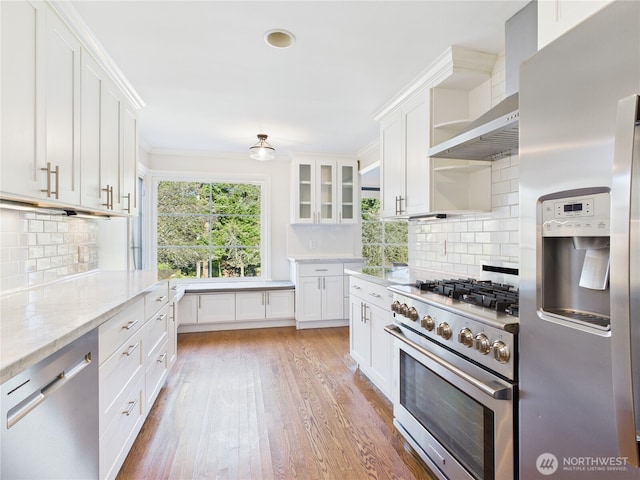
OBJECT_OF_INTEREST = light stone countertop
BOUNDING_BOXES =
[0,270,160,384]
[288,256,365,264]
[182,280,295,293]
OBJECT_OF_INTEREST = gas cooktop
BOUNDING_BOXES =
[415,278,519,316]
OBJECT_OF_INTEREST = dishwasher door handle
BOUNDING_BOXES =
[6,352,92,429]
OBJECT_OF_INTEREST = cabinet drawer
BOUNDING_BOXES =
[145,303,169,361]
[144,281,169,319]
[99,327,144,429]
[99,376,145,480]
[145,338,168,410]
[365,282,393,310]
[98,298,144,364]
[349,276,368,295]
[297,262,343,277]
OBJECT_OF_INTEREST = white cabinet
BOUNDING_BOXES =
[292,158,358,224]
[81,50,138,216]
[0,0,45,202]
[538,0,611,49]
[44,7,81,205]
[291,261,356,328]
[121,106,139,216]
[376,46,495,217]
[178,288,295,330]
[379,89,430,217]
[0,3,81,206]
[198,293,236,323]
[1,1,141,215]
[98,298,146,480]
[236,290,295,320]
[348,275,393,398]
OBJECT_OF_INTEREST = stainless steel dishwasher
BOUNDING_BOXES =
[1,329,99,479]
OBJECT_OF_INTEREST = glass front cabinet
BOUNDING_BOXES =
[292,158,358,224]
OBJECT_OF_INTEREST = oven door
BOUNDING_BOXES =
[385,324,515,480]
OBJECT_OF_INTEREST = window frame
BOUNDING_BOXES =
[149,172,270,281]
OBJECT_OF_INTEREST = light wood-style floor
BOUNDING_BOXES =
[116,326,437,480]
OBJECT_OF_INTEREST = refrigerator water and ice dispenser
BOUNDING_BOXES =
[540,190,611,330]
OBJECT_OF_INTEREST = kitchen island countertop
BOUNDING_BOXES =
[0,270,160,384]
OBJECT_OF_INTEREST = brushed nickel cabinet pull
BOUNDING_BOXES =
[156,295,167,302]
[122,319,139,330]
[157,353,167,363]
[123,192,131,213]
[40,162,59,198]
[156,313,167,322]
[122,398,138,416]
[123,343,139,356]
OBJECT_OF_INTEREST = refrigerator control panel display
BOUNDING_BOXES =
[541,192,610,236]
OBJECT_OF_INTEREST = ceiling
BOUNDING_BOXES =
[71,1,529,159]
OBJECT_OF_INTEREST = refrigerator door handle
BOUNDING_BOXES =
[610,94,640,467]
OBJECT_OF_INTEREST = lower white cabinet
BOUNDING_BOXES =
[236,290,295,320]
[98,280,174,480]
[291,261,362,329]
[178,288,295,331]
[349,275,393,398]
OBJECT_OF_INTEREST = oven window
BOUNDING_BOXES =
[400,351,494,480]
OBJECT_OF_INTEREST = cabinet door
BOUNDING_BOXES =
[235,291,266,321]
[380,110,405,217]
[198,293,236,323]
[338,161,358,223]
[368,303,393,397]
[80,51,109,212]
[404,91,431,216]
[317,161,336,223]
[100,80,122,212]
[349,295,370,368]
[0,0,45,200]
[293,162,315,223]
[45,8,81,205]
[177,294,198,324]
[321,275,344,320]
[265,290,295,319]
[121,106,138,216]
[296,276,323,322]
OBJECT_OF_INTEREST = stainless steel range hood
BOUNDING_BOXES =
[428,93,519,160]
[428,1,536,161]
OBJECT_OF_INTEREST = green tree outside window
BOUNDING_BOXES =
[361,198,408,276]
[157,181,262,279]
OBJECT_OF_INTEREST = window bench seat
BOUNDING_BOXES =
[177,281,295,332]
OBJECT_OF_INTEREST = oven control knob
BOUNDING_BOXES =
[458,328,474,348]
[436,322,452,340]
[391,300,401,313]
[400,303,409,316]
[421,315,435,331]
[491,340,510,363]
[407,306,419,321]
[474,333,491,355]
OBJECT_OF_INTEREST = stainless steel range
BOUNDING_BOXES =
[385,265,519,480]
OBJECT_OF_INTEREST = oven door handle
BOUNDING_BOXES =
[385,324,512,400]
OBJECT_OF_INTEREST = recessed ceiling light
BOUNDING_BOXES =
[264,29,295,49]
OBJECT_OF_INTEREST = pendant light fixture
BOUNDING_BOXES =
[249,134,276,161]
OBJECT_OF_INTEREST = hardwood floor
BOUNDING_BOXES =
[116,327,437,480]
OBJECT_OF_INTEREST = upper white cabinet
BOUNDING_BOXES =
[375,46,495,218]
[291,157,358,224]
[1,1,142,215]
[45,9,82,206]
[379,88,430,217]
[538,0,611,49]
[1,1,46,202]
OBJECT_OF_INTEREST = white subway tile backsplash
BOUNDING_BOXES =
[0,209,100,293]
[410,151,520,275]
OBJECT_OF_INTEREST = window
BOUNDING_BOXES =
[361,198,408,276]
[156,181,263,280]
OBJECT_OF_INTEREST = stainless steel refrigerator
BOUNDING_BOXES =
[519,1,640,479]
